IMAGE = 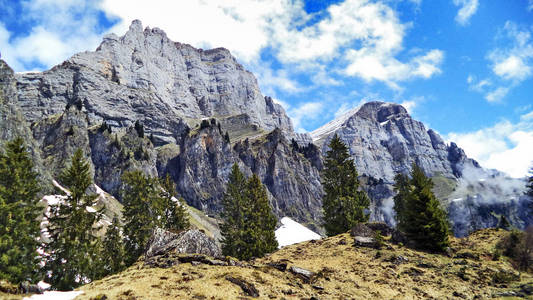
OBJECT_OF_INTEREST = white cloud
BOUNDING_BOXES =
[528,0,533,11]
[0,0,105,71]
[400,99,417,114]
[252,63,303,95]
[492,55,531,81]
[467,75,492,92]
[468,21,533,102]
[286,101,325,132]
[485,87,509,103]
[446,113,533,178]
[488,22,533,82]
[453,0,479,26]
[100,0,299,63]
[521,111,533,121]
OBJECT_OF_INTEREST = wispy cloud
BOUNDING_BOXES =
[468,21,533,103]
[286,101,325,133]
[488,22,533,82]
[446,111,533,178]
[453,0,479,26]
[484,87,509,103]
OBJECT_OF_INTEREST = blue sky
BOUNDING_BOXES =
[0,0,532,177]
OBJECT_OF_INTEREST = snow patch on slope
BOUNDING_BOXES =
[275,217,321,248]
[23,291,84,300]
[310,105,362,141]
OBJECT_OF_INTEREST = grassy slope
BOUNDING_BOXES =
[76,228,532,300]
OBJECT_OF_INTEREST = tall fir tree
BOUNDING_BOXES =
[392,173,411,233]
[321,134,370,236]
[241,174,278,260]
[100,216,125,277]
[45,149,102,290]
[220,164,278,260]
[158,174,190,232]
[121,170,159,265]
[394,164,450,252]
[526,168,533,214]
[220,163,247,258]
[0,138,41,284]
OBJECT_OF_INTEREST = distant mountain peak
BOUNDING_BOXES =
[311,101,410,142]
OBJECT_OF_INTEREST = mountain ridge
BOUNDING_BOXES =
[0,20,530,236]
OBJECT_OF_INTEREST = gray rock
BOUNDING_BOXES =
[350,222,392,238]
[145,227,221,259]
[225,276,259,297]
[353,236,377,248]
[289,266,316,283]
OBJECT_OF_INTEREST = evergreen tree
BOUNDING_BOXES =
[220,164,247,258]
[321,134,370,236]
[224,131,230,143]
[121,171,158,265]
[527,168,533,213]
[394,164,450,252]
[499,215,511,230]
[0,138,41,284]
[100,216,125,276]
[241,174,278,260]
[159,174,190,231]
[393,173,410,233]
[220,164,277,260]
[134,120,144,138]
[45,149,102,290]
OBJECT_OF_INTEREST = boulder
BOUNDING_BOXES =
[353,236,378,248]
[350,222,393,238]
[289,266,316,283]
[145,228,221,259]
[226,276,259,298]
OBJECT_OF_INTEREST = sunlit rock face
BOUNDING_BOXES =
[14,19,293,145]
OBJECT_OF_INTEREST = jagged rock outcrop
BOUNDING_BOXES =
[170,124,323,232]
[15,20,292,145]
[145,228,221,259]
[0,60,51,189]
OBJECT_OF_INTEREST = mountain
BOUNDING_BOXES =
[0,20,530,236]
[312,101,531,235]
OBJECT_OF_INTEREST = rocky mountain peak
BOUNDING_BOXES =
[14,20,294,145]
[353,101,409,123]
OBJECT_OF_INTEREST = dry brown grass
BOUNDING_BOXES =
[76,228,533,300]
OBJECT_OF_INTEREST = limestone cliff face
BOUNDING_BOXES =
[163,125,323,232]
[14,20,293,145]
[0,61,51,189]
